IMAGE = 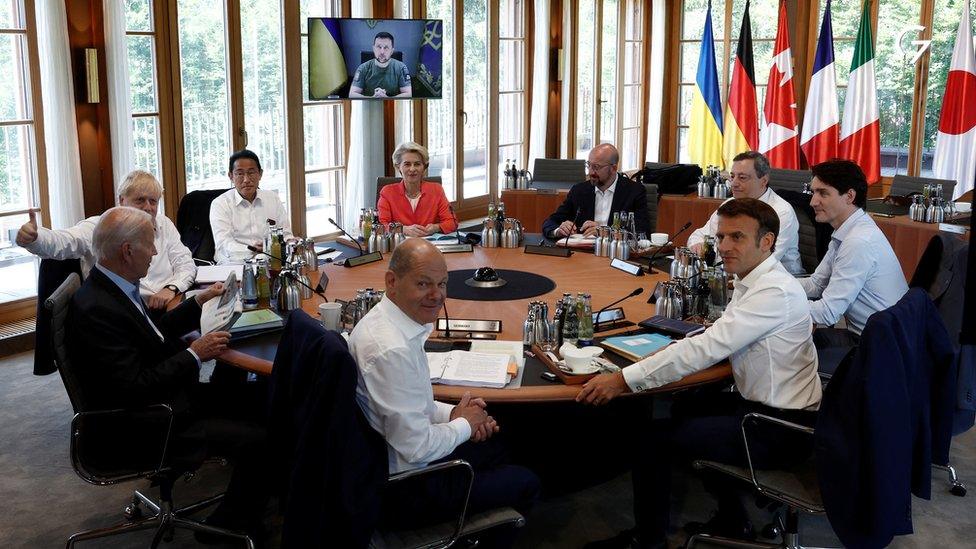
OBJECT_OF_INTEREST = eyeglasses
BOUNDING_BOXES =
[232,169,261,180]
[585,161,615,172]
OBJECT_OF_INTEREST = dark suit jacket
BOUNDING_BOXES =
[816,288,955,549]
[541,173,650,237]
[269,310,388,549]
[66,267,203,414]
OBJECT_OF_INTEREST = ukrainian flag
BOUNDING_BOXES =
[688,2,724,169]
[308,18,348,100]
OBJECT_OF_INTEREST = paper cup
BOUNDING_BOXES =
[319,302,343,331]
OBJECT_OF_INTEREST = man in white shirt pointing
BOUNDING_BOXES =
[579,198,821,548]
[16,170,196,309]
[349,238,539,534]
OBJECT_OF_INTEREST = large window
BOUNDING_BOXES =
[574,0,647,169]
[0,0,44,308]
[125,0,162,177]
[301,0,345,237]
[425,0,528,211]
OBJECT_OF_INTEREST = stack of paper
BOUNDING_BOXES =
[200,271,242,334]
[599,333,673,362]
[427,350,516,389]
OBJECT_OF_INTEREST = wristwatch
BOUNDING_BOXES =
[164,284,181,295]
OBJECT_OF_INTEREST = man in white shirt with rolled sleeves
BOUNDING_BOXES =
[349,238,539,531]
[209,149,293,264]
[15,170,196,309]
[579,198,821,549]
[801,159,908,349]
[687,150,805,275]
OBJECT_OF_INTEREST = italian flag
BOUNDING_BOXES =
[839,0,880,184]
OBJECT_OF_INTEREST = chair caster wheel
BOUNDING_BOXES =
[124,503,143,521]
[761,523,781,539]
[950,483,967,497]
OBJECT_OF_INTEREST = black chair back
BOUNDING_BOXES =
[45,273,86,412]
[776,189,832,273]
[634,163,701,195]
[176,188,230,263]
[890,174,955,198]
[34,258,81,376]
[532,159,586,190]
[768,168,812,194]
[643,183,659,234]
[359,51,404,63]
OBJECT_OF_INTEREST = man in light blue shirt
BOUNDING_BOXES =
[802,160,908,348]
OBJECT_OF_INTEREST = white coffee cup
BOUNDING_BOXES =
[650,232,669,246]
[560,344,604,373]
[319,302,343,331]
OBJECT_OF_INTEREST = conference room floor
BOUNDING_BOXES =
[3,350,976,548]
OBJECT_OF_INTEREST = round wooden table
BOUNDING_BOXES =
[220,242,731,402]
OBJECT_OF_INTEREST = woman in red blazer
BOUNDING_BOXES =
[377,142,457,237]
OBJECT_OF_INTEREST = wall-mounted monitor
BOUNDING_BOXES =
[308,17,444,101]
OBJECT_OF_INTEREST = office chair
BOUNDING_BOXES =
[376,176,442,204]
[360,51,405,63]
[688,289,955,549]
[889,174,955,199]
[33,258,81,376]
[643,183,659,234]
[911,233,972,497]
[775,189,832,275]
[767,169,812,194]
[176,188,230,264]
[47,274,253,549]
[531,158,586,190]
[270,310,525,548]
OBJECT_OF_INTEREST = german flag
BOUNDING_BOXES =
[723,0,758,168]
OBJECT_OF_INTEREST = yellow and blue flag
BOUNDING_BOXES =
[688,2,724,169]
[308,18,348,100]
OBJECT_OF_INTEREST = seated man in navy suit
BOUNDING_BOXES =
[541,144,650,238]
[66,206,269,541]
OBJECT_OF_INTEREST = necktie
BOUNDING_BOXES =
[131,287,165,341]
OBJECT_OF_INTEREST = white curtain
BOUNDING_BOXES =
[559,3,574,158]
[527,0,550,169]
[645,0,666,162]
[35,0,84,229]
[342,0,386,236]
[103,0,134,196]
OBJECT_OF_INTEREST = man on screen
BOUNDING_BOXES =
[349,31,412,98]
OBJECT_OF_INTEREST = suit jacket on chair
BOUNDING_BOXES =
[816,288,955,549]
[541,173,650,237]
[66,267,203,414]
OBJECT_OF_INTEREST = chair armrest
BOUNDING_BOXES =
[739,412,814,491]
[193,258,215,266]
[70,403,175,485]
[386,459,474,548]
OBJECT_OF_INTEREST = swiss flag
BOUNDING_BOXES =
[933,0,976,200]
[759,0,800,169]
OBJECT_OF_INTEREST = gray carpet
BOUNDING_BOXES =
[2,349,975,548]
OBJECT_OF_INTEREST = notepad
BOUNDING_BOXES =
[600,333,673,362]
[230,309,283,333]
[427,350,515,389]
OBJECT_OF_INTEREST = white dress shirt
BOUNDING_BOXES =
[593,180,617,227]
[349,296,471,473]
[623,255,822,410]
[687,187,805,275]
[23,215,197,296]
[799,209,908,335]
[210,188,293,264]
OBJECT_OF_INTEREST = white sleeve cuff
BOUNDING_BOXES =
[186,348,202,368]
[449,417,472,443]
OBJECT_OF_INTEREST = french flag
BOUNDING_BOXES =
[800,0,839,167]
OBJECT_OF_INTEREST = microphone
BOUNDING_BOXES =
[645,221,692,274]
[560,206,583,248]
[448,204,464,244]
[595,287,644,333]
[247,245,327,301]
[442,300,452,339]
[328,217,365,256]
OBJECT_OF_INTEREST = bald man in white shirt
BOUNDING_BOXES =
[579,198,821,548]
